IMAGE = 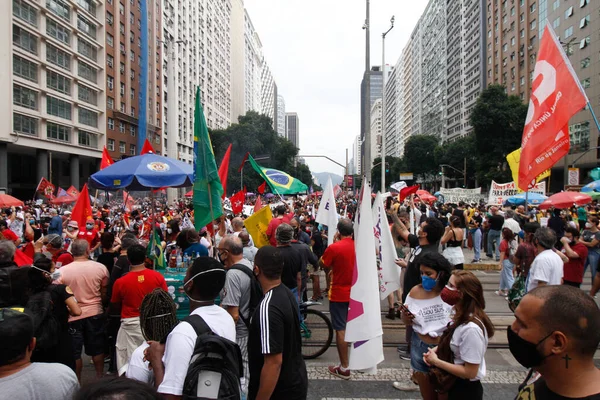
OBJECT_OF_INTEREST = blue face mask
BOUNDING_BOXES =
[421,275,437,292]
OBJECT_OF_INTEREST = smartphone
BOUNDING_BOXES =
[399,304,414,318]
[385,197,392,210]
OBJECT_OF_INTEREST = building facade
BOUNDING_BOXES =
[360,66,383,170]
[276,94,285,137]
[285,112,299,149]
[0,0,107,198]
[383,64,399,157]
[106,0,163,161]
[352,134,362,175]
[370,98,382,162]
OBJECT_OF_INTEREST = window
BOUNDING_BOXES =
[78,130,97,148]
[107,117,114,130]
[553,18,560,29]
[511,6,515,16]
[13,54,37,82]
[130,144,136,155]
[47,70,71,95]
[46,0,70,22]
[129,50,134,61]
[106,11,113,25]
[77,15,96,39]
[13,0,37,27]
[565,6,573,18]
[78,84,97,105]
[107,138,115,151]
[77,0,95,15]
[46,44,70,70]
[579,36,590,49]
[520,76,525,86]
[130,88,135,99]
[564,26,574,38]
[107,97,114,110]
[130,12,134,24]
[13,113,37,136]
[119,2,124,14]
[119,121,125,133]
[107,54,114,68]
[120,83,125,96]
[120,62,125,74]
[580,15,590,29]
[13,84,37,110]
[130,31,135,43]
[130,106,135,116]
[119,141,126,153]
[520,29,525,38]
[77,38,97,61]
[119,22,125,35]
[130,126,136,136]
[107,33,114,47]
[581,78,591,88]
[581,57,590,69]
[47,122,70,142]
[77,61,97,83]
[13,25,37,55]
[130,69,135,80]
[107,75,114,90]
[78,107,97,127]
[520,13,524,22]
[553,0,560,10]
[46,18,70,45]
[580,0,589,6]
[530,19,537,30]
[511,37,515,46]
[569,121,590,153]
[120,102,125,112]
[46,96,71,119]
[530,2,536,12]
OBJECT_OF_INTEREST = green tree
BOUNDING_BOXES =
[371,156,405,192]
[434,135,477,187]
[470,85,527,184]
[403,135,438,181]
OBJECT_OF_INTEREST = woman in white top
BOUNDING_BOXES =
[424,270,495,400]
[395,252,453,400]
[441,216,465,270]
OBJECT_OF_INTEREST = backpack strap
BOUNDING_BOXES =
[228,264,255,329]
[183,314,213,336]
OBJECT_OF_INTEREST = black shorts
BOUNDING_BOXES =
[69,314,106,359]
[329,301,349,331]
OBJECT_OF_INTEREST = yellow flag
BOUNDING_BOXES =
[244,206,273,248]
[507,148,550,192]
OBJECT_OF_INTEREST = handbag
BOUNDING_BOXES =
[508,274,527,312]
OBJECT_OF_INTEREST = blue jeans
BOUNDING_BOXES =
[470,228,482,261]
[500,259,515,291]
[487,229,501,259]
[584,250,600,286]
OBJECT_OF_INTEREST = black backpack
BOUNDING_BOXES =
[229,264,263,329]
[182,315,243,400]
[26,290,60,350]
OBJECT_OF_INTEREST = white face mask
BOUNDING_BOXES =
[586,222,593,228]
[474,212,479,217]
[31,265,61,281]
[167,228,173,234]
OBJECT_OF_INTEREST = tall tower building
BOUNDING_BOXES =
[383,64,399,157]
[0,0,107,198]
[370,98,382,161]
[360,66,383,170]
[105,0,163,161]
[276,95,285,137]
[352,135,362,175]
[285,112,299,149]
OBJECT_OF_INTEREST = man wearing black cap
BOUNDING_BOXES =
[274,223,302,300]
[0,308,79,399]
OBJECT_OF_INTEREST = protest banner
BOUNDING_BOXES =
[487,180,546,206]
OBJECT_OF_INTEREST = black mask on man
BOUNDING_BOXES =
[507,326,554,368]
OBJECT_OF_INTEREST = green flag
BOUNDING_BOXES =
[192,87,223,229]
[147,229,166,270]
[248,155,308,195]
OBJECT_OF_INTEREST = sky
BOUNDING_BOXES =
[244,0,429,178]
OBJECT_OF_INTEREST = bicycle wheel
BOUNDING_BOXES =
[301,309,333,359]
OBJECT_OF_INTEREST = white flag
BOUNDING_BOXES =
[372,193,401,300]
[315,177,338,247]
[346,180,383,371]
[391,181,407,192]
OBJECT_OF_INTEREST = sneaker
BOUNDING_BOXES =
[396,344,408,352]
[496,258,501,261]
[471,259,480,263]
[398,349,411,361]
[392,381,419,391]
[486,254,493,258]
[328,365,351,380]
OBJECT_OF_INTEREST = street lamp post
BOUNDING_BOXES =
[439,162,467,188]
[363,0,372,182]
[381,16,394,194]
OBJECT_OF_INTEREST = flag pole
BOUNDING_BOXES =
[587,102,600,133]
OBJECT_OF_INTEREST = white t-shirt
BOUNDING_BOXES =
[527,249,564,292]
[405,294,452,338]
[450,320,488,381]
[126,342,152,384]
[157,305,236,396]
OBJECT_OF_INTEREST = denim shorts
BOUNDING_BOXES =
[410,333,437,373]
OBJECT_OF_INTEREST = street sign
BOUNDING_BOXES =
[568,168,580,186]
[399,172,413,180]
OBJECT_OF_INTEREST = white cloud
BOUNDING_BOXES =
[244,0,429,176]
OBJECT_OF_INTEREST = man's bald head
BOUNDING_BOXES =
[231,217,244,231]
[221,235,243,256]
[238,231,250,246]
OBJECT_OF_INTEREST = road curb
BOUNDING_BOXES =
[465,263,501,271]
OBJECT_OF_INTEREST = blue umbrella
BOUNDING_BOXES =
[89,153,194,190]
[581,180,600,192]
[505,192,548,206]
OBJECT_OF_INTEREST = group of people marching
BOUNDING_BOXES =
[0,191,599,400]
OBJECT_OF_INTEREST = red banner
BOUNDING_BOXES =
[36,177,55,199]
[518,25,588,191]
[100,146,114,169]
[230,187,246,215]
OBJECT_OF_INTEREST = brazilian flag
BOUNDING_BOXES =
[147,230,166,270]
[248,155,308,195]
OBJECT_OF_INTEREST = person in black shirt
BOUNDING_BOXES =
[248,245,308,400]
[486,206,504,261]
[274,224,302,300]
[96,232,120,275]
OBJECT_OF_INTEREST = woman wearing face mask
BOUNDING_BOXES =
[27,254,82,370]
[164,219,181,256]
[394,252,452,399]
[496,228,517,297]
[581,216,600,291]
[63,220,79,252]
[423,270,494,399]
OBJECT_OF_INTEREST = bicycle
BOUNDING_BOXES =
[299,301,333,359]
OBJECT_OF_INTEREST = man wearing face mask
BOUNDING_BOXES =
[555,227,588,288]
[512,285,600,399]
[527,227,563,293]
[43,234,73,268]
[145,257,236,398]
[76,217,101,254]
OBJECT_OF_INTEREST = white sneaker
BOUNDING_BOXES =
[392,381,419,391]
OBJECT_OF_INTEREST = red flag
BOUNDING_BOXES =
[257,181,267,194]
[71,183,93,228]
[140,139,155,154]
[218,144,232,198]
[399,185,419,201]
[36,177,55,199]
[254,195,262,213]
[518,25,588,191]
[230,187,246,215]
[333,184,342,198]
[238,152,249,172]
[66,186,79,197]
[100,146,114,169]
[123,190,135,212]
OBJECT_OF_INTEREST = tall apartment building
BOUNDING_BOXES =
[285,112,299,149]
[352,135,362,175]
[370,98,382,162]
[0,0,107,198]
[260,62,278,128]
[105,0,162,161]
[360,66,383,170]
[383,64,399,157]
[162,0,232,164]
[276,94,285,137]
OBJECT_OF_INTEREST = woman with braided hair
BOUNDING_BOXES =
[125,288,178,383]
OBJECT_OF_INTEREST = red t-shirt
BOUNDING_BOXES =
[265,213,295,246]
[53,250,74,268]
[2,229,18,242]
[111,269,168,318]
[321,237,356,302]
[563,242,588,284]
[77,228,100,248]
